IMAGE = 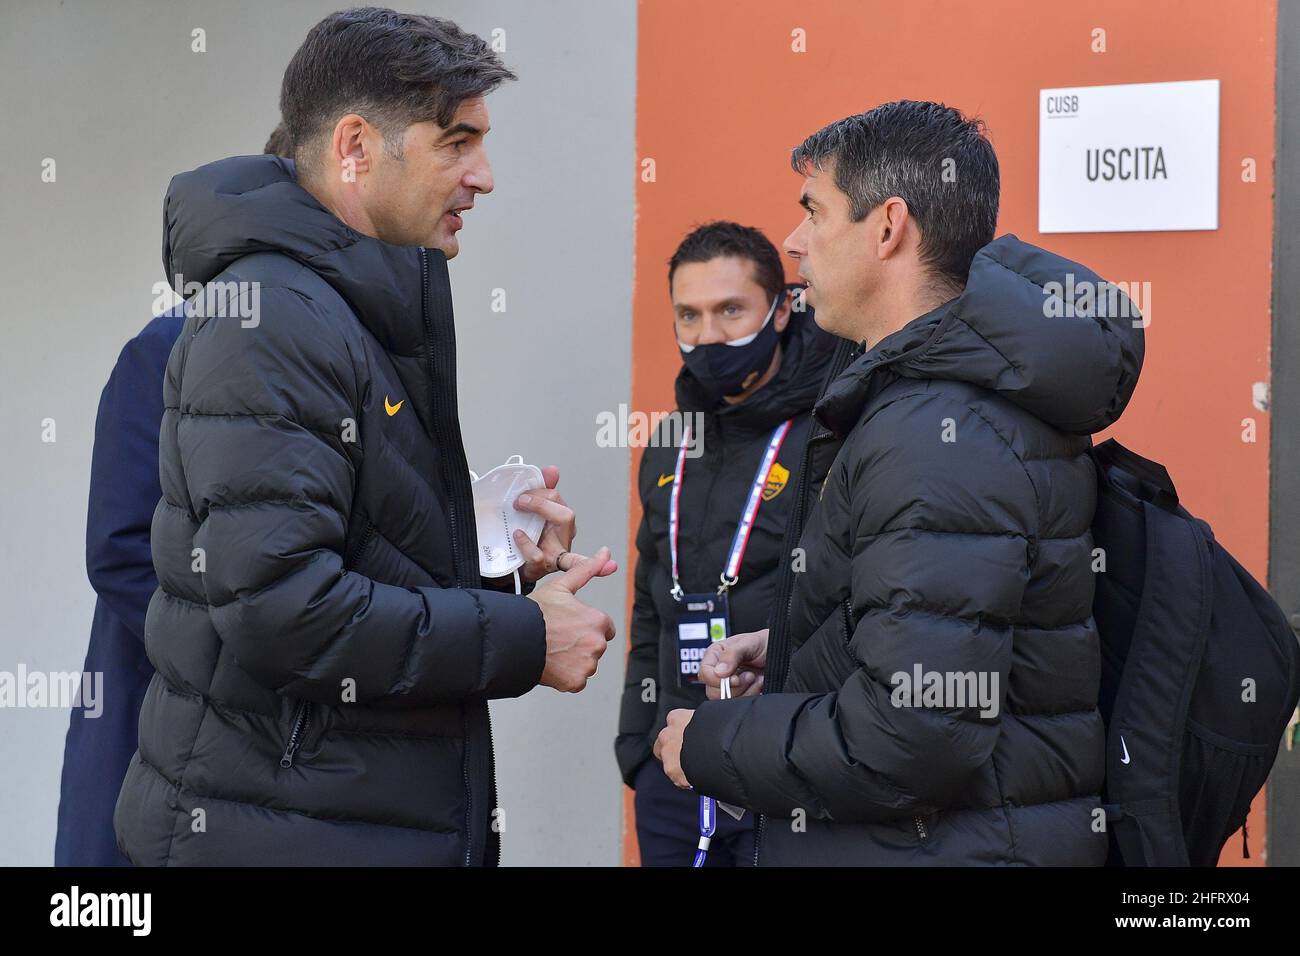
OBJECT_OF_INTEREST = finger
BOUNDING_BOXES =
[700,641,727,680]
[712,634,761,677]
[652,732,663,761]
[558,550,590,572]
[512,529,546,564]
[567,552,617,577]
[513,493,574,526]
[520,486,567,507]
[542,465,560,490]
[741,674,765,698]
[553,546,610,594]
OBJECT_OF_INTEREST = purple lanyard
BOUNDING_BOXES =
[692,677,733,867]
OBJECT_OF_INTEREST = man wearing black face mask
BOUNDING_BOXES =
[616,221,836,865]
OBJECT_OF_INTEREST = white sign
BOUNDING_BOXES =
[1039,79,1219,233]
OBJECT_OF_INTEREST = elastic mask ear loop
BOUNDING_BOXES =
[513,567,522,595]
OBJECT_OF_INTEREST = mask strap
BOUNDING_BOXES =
[722,291,782,347]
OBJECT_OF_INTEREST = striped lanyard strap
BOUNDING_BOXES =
[669,419,793,601]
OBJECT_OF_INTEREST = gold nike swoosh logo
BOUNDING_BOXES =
[384,396,403,416]
[657,473,674,487]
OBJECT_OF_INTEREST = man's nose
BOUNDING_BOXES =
[696,314,729,344]
[783,221,806,259]
[467,152,494,194]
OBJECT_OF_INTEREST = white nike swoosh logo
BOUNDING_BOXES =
[1120,735,1131,765]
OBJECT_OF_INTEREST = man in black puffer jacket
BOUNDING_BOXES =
[114,8,616,867]
[655,101,1145,865]
[617,222,836,865]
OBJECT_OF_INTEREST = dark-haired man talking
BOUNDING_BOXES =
[114,7,616,867]
[655,100,1145,865]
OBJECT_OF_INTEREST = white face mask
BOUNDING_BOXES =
[469,455,547,581]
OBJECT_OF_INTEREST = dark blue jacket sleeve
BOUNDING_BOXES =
[84,314,181,639]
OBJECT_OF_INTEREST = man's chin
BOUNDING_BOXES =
[426,232,460,259]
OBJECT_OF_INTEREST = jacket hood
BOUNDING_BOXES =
[817,235,1145,437]
[162,153,442,357]
[675,287,839,433]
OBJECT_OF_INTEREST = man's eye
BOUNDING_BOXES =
[724,305,740,315]
[679,312,695,322]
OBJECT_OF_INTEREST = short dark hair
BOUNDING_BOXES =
[280,6,516,177]
[263,123,293,156]
[791,100,999,291]
[668,221,786,305]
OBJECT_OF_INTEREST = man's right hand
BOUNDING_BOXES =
[529,546,617,693]
[700,628,769,699]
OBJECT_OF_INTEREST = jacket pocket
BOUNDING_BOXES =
[280,699,314,769]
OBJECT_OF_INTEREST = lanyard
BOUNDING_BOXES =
[669,419,793,601]
[692,676,733,868]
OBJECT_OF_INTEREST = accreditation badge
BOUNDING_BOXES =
[674,591,730,687]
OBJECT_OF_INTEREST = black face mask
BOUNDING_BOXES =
[678,292,782,402]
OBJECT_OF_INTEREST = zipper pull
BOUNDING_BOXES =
[281,702,310,768]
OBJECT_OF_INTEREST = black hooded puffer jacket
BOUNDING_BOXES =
[616,304,837,785]
[680,236,1145,865]
[113,154,546,866]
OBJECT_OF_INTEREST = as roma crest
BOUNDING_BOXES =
[762,462,790,501]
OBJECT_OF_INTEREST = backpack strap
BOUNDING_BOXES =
[1104,494,1214,865]
[1093,438,1180,512]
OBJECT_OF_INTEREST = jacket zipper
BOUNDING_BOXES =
[753,339,862,866]
[344,521,377,568]
[420,248,493,867]
[914,816,929,841]
[280,699,313,768]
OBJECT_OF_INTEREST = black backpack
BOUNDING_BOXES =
[1091,439,1300,865]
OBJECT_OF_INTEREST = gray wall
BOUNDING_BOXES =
[0,0,635,866]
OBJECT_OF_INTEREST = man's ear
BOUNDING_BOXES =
[774,293,793,333]
[330,113,375,182]
[877,197,910,260]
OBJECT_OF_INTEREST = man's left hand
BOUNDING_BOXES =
[653,708,694,789]
[512,466,618,584]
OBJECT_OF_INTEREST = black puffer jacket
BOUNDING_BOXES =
[114,155,546,866]
[681,236,1145,865]
[616,306,836,785]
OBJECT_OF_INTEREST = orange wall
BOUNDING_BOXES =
[625,0,1277,866]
